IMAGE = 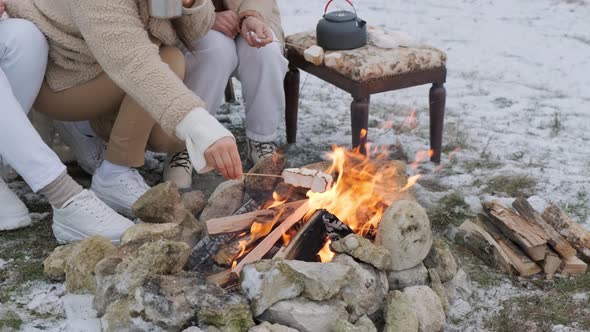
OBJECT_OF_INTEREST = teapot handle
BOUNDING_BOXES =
[324,0,356,15]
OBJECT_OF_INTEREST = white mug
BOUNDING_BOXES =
[149,0,183,19]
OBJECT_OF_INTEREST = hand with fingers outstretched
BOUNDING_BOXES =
[240,16,273,48]
[213,10,240,39]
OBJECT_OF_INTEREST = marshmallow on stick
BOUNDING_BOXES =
[303,45,325,66]
[282,168,333,193]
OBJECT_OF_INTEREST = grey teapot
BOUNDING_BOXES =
[316,0,367,50]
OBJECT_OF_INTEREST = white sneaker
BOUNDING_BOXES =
[53,121,105,175]
[91,169,150,217]
[163,150,192,190]
[246,139,278,164]
[52,190,134,244]
[0,176,32,231]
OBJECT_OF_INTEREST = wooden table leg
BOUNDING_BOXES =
[284,65,300,144]
[429,83,446,164]
[351,96,370,155]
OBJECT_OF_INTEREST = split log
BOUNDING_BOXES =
[475,215,541,277]
[540,249,562,280]
[206,200,306,235]
[450,220,515,274]
[281,168,333,193]
[483,201,548,261]
[512,198,577,259]
[207,269,237,289]
[542,204,590,262]
[560,256,588,276]
[274,210,327,260]
[232,201,311,277]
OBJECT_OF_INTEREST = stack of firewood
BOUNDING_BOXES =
[448,197,590,279]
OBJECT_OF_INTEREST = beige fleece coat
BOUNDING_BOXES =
[219,0,283,42]
[6,0,215,135]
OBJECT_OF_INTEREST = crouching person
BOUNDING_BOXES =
[0,11,134,243]
[5,0,244,218]
[173,0,287,188]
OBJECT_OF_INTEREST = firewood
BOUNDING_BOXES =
[483,201,548,261]
[303,45,324,65]
[542,204,590,262]
[475,215,541,277]
[206,200,306,235]
[325,52,344,69]
[207,269,238,289]
[281,168,333,193]
[274,210,327,260]
[232,201,311,277]
[451,220,515,274]
[541,249,562,280]
[512,198,577,259]
[560,255,588,276]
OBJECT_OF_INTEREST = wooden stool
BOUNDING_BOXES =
[284,29,447,163]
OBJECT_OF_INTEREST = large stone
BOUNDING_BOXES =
[331,315,377,332]
[176,209,206,248]
[423,238,458,283]
[196,292,254,332]
[387,263,428,290]
[331,234,392,270]
[120,223,181,245]
[249,322,298,332]
[240,260,304,316]
[182,190,207,215]
[200,179,245,222]
[94,240,190,316]
[245,154,286,202]
[442,269,472,302]
[259,298,348,332]
[283,260,351,301]
[428,269,449,313]
[132,181,184,223]
[403,286,446,332]
[44,243,78,281]
[383,291,419,332]
[375,200,433,271]
[332,254,388,321]
[65,236,117,294]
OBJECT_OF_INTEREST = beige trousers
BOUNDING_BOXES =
[34,47,185,168]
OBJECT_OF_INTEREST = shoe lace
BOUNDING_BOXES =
[169,150,191,172]
[253,142,276,158]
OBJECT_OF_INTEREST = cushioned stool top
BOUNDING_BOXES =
[286,27,447,82]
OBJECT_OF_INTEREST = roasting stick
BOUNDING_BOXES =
[243,173,283,178]
[247,32,306,50]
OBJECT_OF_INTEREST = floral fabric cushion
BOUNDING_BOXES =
[286,28,447,82]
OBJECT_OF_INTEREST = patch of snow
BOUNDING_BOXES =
[571,292,589,302]
[0,258,8,269]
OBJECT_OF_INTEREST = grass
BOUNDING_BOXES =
[442,117,471,153]
[0,310,23,330]
[485,175,537,198]
[428,192,474,231]
[549,112,564,137]
[562,190,590,224]
[418,178,450,192]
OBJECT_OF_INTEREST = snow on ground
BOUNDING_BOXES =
[2,0,590,330]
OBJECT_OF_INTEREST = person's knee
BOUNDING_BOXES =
[1,19,48,60]
[160,46,186,79]
[195,31,239,73]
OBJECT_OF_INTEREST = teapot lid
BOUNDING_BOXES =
[324,10,357,22]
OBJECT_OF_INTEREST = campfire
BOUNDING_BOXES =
[195,146,420,288]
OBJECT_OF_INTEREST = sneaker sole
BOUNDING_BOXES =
[52,222,121,245]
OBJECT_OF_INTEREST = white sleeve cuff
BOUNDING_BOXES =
[175,107,234,174]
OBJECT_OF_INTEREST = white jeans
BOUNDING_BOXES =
[184,31,289,142]
[0,18,65,192]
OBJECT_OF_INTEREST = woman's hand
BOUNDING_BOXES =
[0,0,5,16]
[182,0,195,8]
[204,137,243,179]
[212,10,240,39]
[240,16,273,48]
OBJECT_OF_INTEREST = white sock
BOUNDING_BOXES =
[74,121,96,138]
[96,160,131,179]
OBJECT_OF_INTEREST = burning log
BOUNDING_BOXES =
[274,210,327,261]
[560,256,588,276]
[232,201,311,277]
[540,249,562,280]
[475,215,541,277]
[205,200,307,235]
[512,198,577,260]
[483,201,548,261]
[449,220,515,275]
[282,168,333,193]
[542,204,590,262]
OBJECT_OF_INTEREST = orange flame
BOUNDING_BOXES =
[306,146,419,236]
[318,240,335,262]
